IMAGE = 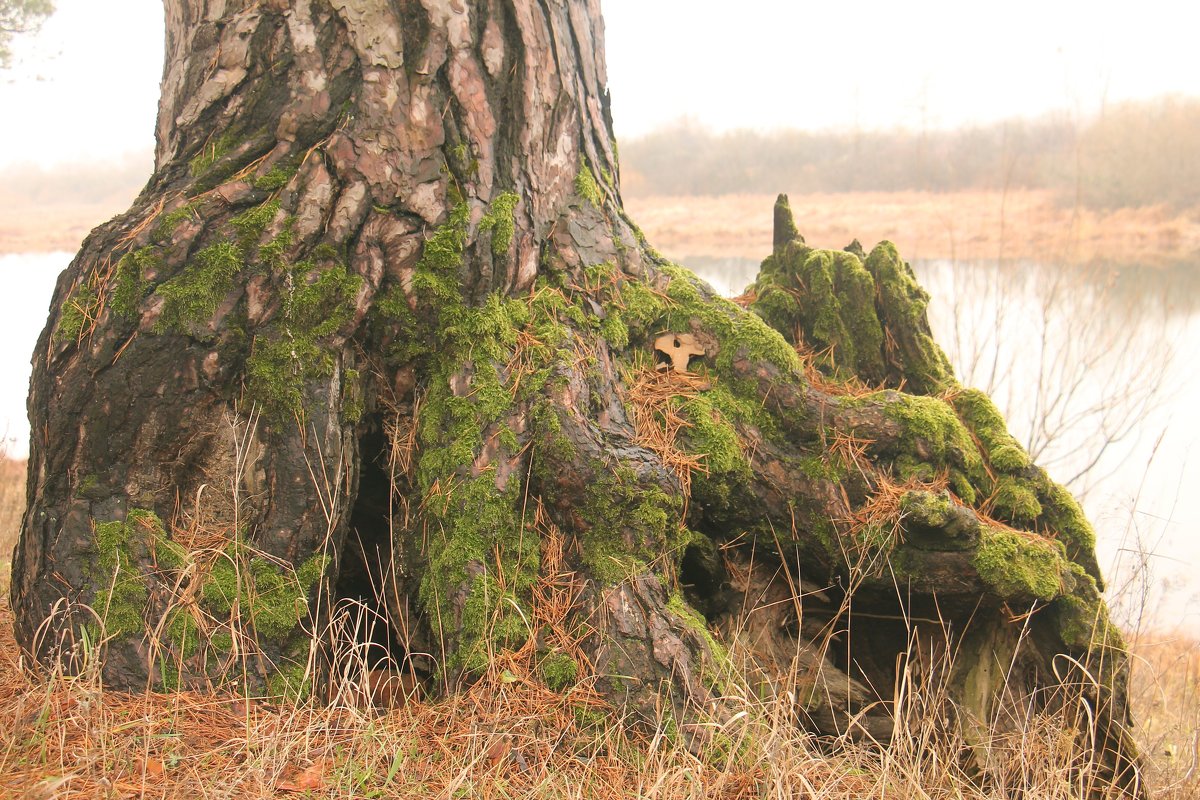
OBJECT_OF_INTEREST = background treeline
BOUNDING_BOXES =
[620,95,1200,210]
[2,96,1196,212]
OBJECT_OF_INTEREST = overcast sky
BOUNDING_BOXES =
[2,0,1199,168]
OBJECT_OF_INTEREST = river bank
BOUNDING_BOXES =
[626,189,1200,267]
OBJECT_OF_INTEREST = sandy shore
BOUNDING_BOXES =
[4,190,1198,267]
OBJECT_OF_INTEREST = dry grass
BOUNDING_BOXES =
[1,460,1197,799]
[626,190,1200,268]
[625,365,714,498]
[0,457,25,598]
[1127,633,1200,798]
[0,591,1185,800]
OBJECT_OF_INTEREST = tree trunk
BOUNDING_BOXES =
[12,0,1140,794]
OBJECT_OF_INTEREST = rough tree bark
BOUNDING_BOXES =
[12,0,1140,794]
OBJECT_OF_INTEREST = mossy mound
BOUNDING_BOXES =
[750,194,953,394]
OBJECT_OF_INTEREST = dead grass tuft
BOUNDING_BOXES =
[0,434,1195,799]
[625,365,714,498]
[0,457,24,597]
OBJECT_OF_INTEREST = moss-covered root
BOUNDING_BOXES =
[772,193,802,250]
[750,197,953,393]
[524,396,737,721]
[89,507,326,692]
[753,242,885,384]
[950,388,1103,583]
[863,241,955,394]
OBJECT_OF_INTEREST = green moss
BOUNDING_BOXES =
[973,529,1065,601]
[599,311,630,350]
[198,542,327,645]
[753,246,885,383]
[771,194,802,247]
[446,141,476,177]
[658,263,802,378]
[77,473,101,497]
[863,242,955,394]
[377,199,472,365]
[744,216,954,392]
[1039,479,1096,552]
[868,244,950,393]
[578,470,682,586]
[420,200,471,273]
[153,535,189,573]
[675,388,754,511]
[613,275,670,339]
[575,157,604,208]
[1038,477,1102,584]
[246,558,311,639]
[245,338,321,420]
[57,278,99,342]
[410,292,554,674]
[265,658,312,702]
[289,261,362,335]
[874,392,985,479]
[900,490,957,530]
[189,132,238,177]
[414,356,519,485]
[155,241,243,333]
[342,368,364,424]
[200,553,239,617]
[894,454,936,483]
[479,191,520,256]
[230,200,280,249]
[92,521,149,639]
[991,476,1043,523]
[253,162,298,192]
[154,203,198,242]
[539,652,579,691]
[420,477,537,675]
[89,509,173,639]
[257,217,296,268]
[666,591,732,692]
[91,508,325,689]
[110,248,159,319]
[855,520,901,555]
[948,471,977,505]
[678,393,745,476]
[246,260,363,419]
[951,389,1031,472]
[60,245,155,341]
[1053,566,1123,651]
[796,454,842,482]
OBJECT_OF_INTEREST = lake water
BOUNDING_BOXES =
[3,251,1197,633]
